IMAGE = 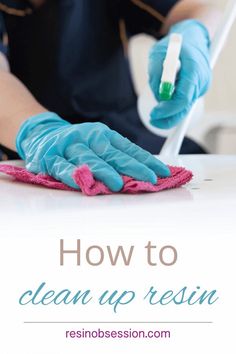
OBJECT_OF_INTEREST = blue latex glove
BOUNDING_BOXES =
[148,20,211,129]
[16,112,170,192]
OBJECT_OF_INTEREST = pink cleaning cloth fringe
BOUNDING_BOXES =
[0,164,193,196]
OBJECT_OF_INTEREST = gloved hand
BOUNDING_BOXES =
[16,112,170,192]
[148,19,212,129]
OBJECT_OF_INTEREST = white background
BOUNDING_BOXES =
[0,155,236,353]
[0,233,234,353]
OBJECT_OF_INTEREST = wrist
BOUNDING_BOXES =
[16,112,70,159]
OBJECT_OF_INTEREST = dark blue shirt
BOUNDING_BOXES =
[0,0,204,155]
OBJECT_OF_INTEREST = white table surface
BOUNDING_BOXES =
[0,156,235,354]
[0,155,236,236]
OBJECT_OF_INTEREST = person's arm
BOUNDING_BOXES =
[148,0,221,130]
[0,52,47,151]
[0,53,170,191]
[161,0,221,38]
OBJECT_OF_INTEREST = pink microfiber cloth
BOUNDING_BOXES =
[0,164,192,196]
